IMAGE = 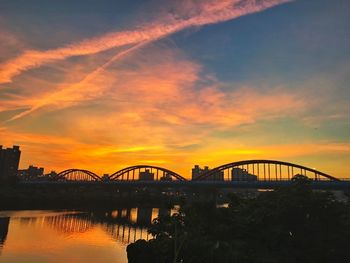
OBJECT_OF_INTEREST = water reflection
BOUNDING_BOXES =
[0,207,176,263]
[0,218,9,254]
[44,209,156,244]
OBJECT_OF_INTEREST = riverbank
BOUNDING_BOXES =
[0,184,179,210]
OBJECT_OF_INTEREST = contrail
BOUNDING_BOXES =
[7,41,150,121]
[0,0,291,84]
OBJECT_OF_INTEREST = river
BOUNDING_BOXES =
[0,208,176,263]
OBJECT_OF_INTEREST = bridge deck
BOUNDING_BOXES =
[20,180,350,190]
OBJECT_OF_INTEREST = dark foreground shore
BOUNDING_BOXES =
[126,178,350,263]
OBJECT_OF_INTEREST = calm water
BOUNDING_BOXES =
[0,208,176,263]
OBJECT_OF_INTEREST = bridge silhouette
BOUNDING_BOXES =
[44,209,159,245]
[53,160,339,182]
[39,160,350,190]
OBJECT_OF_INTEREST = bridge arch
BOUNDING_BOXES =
[193,160,339,181]
[54,169,101,181]
[109,165,187,181]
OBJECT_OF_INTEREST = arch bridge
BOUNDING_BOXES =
[108,165,187,181]
[194,160,339,182]
[53,169,101,181]
[51,160,340,183]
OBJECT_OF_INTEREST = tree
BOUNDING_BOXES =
[127,182,350,263]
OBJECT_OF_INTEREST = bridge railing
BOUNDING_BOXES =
[50,160,341,182]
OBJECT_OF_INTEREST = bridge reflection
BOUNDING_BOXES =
[0,217,9,255]
[42,207,176,245]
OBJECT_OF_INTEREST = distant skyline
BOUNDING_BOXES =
[1,0,349,178]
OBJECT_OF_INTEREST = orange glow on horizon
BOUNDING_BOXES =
[1,0,348,180]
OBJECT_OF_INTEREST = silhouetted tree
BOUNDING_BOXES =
[127,179,350,263]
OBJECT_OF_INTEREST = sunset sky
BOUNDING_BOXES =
[0,0,349,178]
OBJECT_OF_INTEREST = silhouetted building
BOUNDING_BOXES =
[160,173,172,181]
[18,165,44,180]
[46,171,58,179]
[101,174,110,181]
[0,145,21,182]
[139,169,154,181]
[192,165,224,181]
[192,165,209,180]
[231,168,257,181]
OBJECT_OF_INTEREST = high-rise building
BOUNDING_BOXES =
[192,165,209,180]
[18,165,44,180]
[192,165,224,181]
[139,169,154,181]
[0,145,21,182]
[231,168,257,181]
[160,173,173,181]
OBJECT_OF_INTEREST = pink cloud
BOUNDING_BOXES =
[6,42,149,121]
[0,42,312,177]
[4,44,306,128]
[0,0,290,83]
[38,47,307,150]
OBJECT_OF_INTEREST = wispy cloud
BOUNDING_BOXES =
[1,0,348,179]
[0,0,290,83]
[0,44,311,175]
[41,46,308,153]
[6,41,150,121]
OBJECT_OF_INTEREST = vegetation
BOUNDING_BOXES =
[127,176,350,263]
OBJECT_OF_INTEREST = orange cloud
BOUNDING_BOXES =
[4,42,340,178]
[6,42,149,121]
[2,0,347,180]
[2,125,349,178]
[217,143,350,160]
[3,45,308,143]
[0,0,290,83]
